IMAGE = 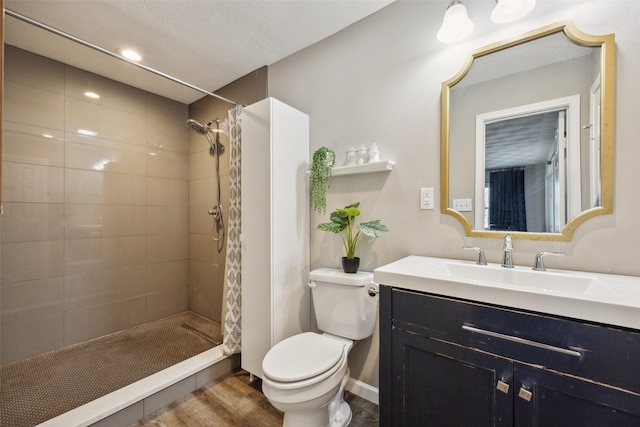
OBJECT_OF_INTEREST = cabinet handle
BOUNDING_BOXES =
[518,386,533,402]
[462,325,582,357]
[496,380,510,394]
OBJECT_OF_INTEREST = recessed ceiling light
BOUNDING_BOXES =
[121,49,142,62]
[84,91,100,99]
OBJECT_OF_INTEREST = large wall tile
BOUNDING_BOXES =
[147,233,189,264]
[65,205,146,239]
[1,240,64,284]
[5,46,64,93]
[3,122,65,167]
[147,148,189,180]
[65,236,147,276]
[189,233,223,264]
[65,169,147,205]
[2,162,64,203]
[147,206,189,235]
[146,287,189,322]
[64,296,147,346]
[147,260,189,294]
[65,265,146,311]
[147,177,188,207]
[65,66,147,115]
[1,203,64,243]
[1,277,64,324]
[146,93,189,153]
[4,81,65,130]
[65,136,147,175]
[65,97,146,145]
[188,260,222,321]
[1,312,64,363]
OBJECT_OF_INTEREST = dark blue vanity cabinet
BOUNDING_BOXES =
[379,285,640,427]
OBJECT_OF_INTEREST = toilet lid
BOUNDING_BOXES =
[262,332,345,382]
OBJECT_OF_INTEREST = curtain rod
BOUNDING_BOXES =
[5,8,241,107]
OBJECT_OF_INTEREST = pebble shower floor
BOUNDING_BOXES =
[0,312,221,427]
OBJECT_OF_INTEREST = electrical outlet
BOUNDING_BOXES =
[420,187,434,210]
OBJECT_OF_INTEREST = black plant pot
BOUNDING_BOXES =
[341,257,360,274]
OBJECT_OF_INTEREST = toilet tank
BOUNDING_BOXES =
[309,268,378,340]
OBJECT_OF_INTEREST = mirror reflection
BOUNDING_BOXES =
[442,22,614,241]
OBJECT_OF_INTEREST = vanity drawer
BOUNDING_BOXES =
[389,287,640,394]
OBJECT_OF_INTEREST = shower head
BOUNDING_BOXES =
[187,119,210,135]
[187,118,225,154]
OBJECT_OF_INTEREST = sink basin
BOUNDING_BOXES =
[432,262,596,295]
[374,256,640,330]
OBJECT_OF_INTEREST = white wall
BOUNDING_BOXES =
[268,0,640,389]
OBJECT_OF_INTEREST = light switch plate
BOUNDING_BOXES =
[453,198,472,212]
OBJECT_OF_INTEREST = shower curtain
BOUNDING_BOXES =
[222,105,243,355]
[489,168,527,232]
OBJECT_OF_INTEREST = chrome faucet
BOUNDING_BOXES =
[532,251,565,271]
[463,246,487,265]
[501,234,514,268]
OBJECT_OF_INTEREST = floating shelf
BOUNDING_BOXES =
[330,160,395,176]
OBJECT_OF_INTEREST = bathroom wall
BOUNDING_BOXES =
[267,0,640,389]
[187,68,267,322]
[1,46,190,363]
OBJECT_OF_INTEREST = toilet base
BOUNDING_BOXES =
[330,400,352,427]
[328,372,352,427]
[279,371,352,427]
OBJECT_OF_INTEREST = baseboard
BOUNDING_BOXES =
[345,377,379,405]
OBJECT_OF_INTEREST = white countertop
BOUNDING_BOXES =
[374,255,640,331]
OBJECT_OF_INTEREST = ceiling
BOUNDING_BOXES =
[4,0,394,105]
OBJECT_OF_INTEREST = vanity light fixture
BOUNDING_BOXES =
[437,0,474,43]
[490,0,536,23]
[438,0,536,43]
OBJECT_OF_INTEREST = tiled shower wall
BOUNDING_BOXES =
[1,47,190,363]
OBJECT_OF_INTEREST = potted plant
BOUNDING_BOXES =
[317,202,388,273]
[310,147,336,213]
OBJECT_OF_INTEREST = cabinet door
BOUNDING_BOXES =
[388,328,513,427]
[515,364,640,427]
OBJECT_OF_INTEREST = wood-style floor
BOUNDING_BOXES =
[130,370,379,427]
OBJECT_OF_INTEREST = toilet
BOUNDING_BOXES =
[261,268,379,427]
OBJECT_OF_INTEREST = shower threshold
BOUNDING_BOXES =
[0,312,236,427]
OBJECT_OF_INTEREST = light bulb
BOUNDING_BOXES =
[437,2,474,43]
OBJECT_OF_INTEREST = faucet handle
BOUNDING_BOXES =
[463,246,487,265]
[532,251,565,271]
[503,233,513,251]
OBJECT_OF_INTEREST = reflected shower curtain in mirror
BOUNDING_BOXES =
[489,168,527,232]
[222,105,242,355]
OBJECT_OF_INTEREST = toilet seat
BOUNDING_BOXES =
[262,332,346,388]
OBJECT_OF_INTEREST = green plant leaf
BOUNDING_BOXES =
[317,221,344,233]
[358,220,389,237]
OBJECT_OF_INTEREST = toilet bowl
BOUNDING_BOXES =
[261,268,378,427]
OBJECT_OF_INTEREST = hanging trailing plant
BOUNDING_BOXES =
[310,147,336,213]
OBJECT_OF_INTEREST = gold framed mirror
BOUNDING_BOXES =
[441,21,615,241]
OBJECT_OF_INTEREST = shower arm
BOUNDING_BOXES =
[5,8,241,108]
